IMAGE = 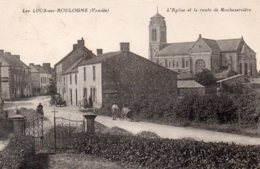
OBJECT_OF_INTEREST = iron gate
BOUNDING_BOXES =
[53,116,85,150]
[24,115,44,151]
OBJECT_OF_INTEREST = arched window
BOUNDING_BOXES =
[195,59,206,73]
[152,29,157,41]
[160,30,166,41]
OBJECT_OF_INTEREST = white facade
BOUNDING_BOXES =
[65,72,79,106]
[78,63,102,108]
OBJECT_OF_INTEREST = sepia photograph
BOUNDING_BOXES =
[0,0,260,168]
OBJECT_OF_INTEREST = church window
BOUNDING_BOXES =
[182,58,185,68]
[250,63,253,76]
[195,59,206,74]
[244,63,248,75]
[161,30,166,41]
[239,63,242,74]
[152,29,157,41]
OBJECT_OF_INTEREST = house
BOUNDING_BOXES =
[177,80,205,96]
[0,50,32,100]
[54,38,96,99]
[29,63,52,95]
[149,12,257,79]
[73,42,178,109]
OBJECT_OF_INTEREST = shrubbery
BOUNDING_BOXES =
[72,132,260,169]
[0,135,35,169]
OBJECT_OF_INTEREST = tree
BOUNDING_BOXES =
[195,69,216,86]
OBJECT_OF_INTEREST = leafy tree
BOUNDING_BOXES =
[195,69,216,86]
[47,79,56,95]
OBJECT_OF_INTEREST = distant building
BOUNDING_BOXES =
[72,42,178,109]
[177,80,205,96]
[29,63,52,95]
[54,38,95,99]
[0,50,32,100]
[149,12,257,79]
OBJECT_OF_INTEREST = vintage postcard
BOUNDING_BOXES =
[0,0,259,168]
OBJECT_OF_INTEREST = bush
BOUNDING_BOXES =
[72,132,260,169]
[174,95,237,124]
[0,118,13,139]
[0,135,35,169]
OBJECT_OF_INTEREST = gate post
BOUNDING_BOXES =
[83,109,97,134]
[10,114,25,136]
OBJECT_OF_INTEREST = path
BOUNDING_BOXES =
[6,96,260,145]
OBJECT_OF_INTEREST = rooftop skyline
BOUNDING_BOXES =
[0,0,259,69]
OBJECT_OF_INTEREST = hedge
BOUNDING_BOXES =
[0,136,35,169]
[72,133,260,169]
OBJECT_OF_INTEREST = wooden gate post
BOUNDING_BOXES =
[83,110,97,134]
[10,114,25,136]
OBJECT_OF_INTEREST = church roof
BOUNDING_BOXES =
[202,38,221,53]
[157,41,195,56]
[216,38,242,52]
[157,37,246,56]
[151,13,164,19]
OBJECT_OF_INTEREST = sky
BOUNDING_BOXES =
[0,0,259,69]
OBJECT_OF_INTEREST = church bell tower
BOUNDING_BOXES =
[149,9,167,62]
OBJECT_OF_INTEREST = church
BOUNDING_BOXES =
[149,12,257,79]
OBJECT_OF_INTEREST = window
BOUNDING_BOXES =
[239,63,242,74]
[195,59,206,73]
[165,59,168,68]
[91,87,96,102]
[186,61,188,67]
[152,29,157,41]
[182,58,185,68]
[75,74,77,85]
[156,59,159,64]
[83,88,87,97]
[83,67,86,81]
[173,60,175,67]
[176,61,179,67]
[160,30,166,41]
[63,77,65,85]
[70,74,72,84]
[93,66,96,81]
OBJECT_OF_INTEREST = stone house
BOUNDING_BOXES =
[54,38,96,99]
[149,12,257,79]
[0,50,32,100]
[74,42,178,109]
[29,63,52,95]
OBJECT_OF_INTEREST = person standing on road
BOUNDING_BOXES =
[37,102,44,115]
[111,103,119,120]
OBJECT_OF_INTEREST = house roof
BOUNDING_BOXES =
[177,80,204,88]
[157,42,195,56]
[54,46,95,67]
[151,13,164,18]
[79,51,122,66]
[30,64,50,73]
[0,52,28,68]
[63,57,86,75]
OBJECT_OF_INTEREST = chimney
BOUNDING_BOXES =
[96,49,103,56]
[13,55,20,60]
[120,42,130,52]
[77,37,85,48]
[5,52,11,55]
[73,44,78,50]
[43,63,51,72]
[29,63,34,66]
[0,50,4,54]
[199,34,202,38]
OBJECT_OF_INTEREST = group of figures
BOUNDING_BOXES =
[111,103,133,121]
